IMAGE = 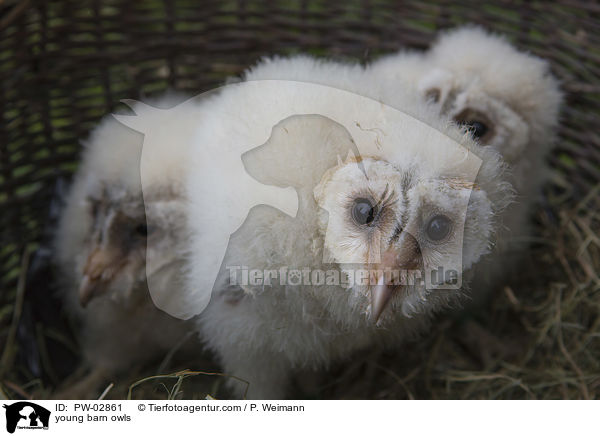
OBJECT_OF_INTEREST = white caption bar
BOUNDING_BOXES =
[0,400,596,436]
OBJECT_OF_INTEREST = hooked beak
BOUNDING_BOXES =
[79,274,98,307]
[370,274,395,323]
[79,247,124,307]
[369,234,421,323]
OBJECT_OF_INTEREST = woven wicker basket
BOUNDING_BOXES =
[1,0,598,399]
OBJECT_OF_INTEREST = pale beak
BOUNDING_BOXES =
[79,274,98,307]
[78,247,123,307]
[370,273,395,323]
[369,233,421,322]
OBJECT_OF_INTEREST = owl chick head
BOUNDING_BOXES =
[57,95,196,314]
[314,151,494,322]
[417,26,563,163]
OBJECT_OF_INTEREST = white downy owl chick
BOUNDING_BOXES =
[187,80,511,399]
[53,94,202,398]
[368,26,562,170]
[368,26,562,287]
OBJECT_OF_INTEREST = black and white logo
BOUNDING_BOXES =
[2,402,50,434]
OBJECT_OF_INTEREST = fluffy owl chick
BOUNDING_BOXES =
[368,26,562,287]
[420,27,562,179]
[188,80,511,399]
[369,26,562,180]
[53,95,201,398]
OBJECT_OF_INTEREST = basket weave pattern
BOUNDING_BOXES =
[0,0,598,398]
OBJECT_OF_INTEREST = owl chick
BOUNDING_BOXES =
[53,94,202,398]
[187,80,511,399]
[370,26,562,183]
[368,26,562,288]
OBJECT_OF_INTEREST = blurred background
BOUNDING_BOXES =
[0,0,598,399]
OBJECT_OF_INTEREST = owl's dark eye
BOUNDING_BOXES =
[351,198,376,226]
[426,215,451,241]
[135,224,149,237]
[464,120,488,139]
[425,88,441,103]
[454,109,493,142]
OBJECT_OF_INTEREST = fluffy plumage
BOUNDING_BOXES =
[187,79,511,399]
[244,55,366,92]
[53,94,202,398]
[368,26,563,290]
[369,26,562,169]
